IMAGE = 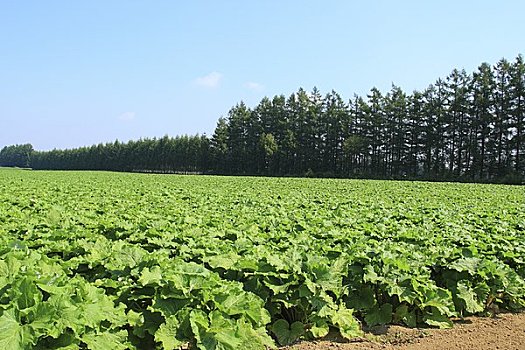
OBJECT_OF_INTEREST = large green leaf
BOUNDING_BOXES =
[450,258,481,274]
[364,303,392,327]
[393,304,416,327]
[270,319,304,346]
[456,281,484,313]
[330,307,362,340]
[16,277,42,311]
[0,309,35,349]
[206,253,241,270]
[154,315,185,350]
[214,290,270,327]
[308,316,329,338]
[423,307,453,329]
[139,266,163,286]
[236,322,275,350]
[346,285,376,310]
[81,330,129,350]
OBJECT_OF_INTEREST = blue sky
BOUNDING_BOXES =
[1,1,524,150]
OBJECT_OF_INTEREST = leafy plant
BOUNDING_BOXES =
[0,169,524,348]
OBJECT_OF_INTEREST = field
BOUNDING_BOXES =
[1,168,524,349]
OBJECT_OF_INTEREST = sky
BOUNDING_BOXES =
[1,1,524,151]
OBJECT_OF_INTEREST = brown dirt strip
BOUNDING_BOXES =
[284,312,525,350]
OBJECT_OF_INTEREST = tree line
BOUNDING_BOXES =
[0,144,33,168]
[1,55,524,183]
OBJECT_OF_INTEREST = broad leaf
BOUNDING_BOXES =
[364,303,392,327]
[0,309,35,349]
[270,319,304,346]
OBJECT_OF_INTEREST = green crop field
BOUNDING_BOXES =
[1,168,524,349]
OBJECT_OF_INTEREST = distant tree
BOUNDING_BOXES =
[226,102,251,174]
[343,135,368,174]
[0,144,33,168]
[259,133,278,173]
[322,90,347,175]
[492,59,513,177]
[510,55,525,176]
[470,62,495,179]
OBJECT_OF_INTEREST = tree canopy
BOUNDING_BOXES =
[0,144,33,168]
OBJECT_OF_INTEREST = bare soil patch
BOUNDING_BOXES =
[284,312,525,350]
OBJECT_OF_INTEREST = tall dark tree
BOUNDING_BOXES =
[445,68,471,177]
[492,59,512,176]
[211,117,229,173]
[226,102,251,174]
[470,63,495,179]
[510,55,525,175]
[321,90,347,174]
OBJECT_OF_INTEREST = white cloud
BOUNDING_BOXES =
[245,81,264,91]
[118,112,136,121]
[194,71,223,88]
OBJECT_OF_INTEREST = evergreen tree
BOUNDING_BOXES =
[0,144,33,168]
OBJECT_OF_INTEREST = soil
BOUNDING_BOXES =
[284,312,525,350]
